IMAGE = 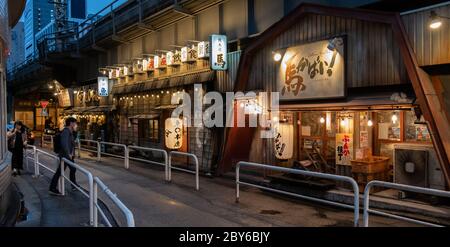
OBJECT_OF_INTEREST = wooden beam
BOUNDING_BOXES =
[136,22,156,32]
[173,4,195,17]
[111,35,131,45]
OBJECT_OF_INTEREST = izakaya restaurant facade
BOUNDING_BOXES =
[218,3,450,192]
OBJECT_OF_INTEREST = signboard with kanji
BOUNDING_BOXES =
[58,89,73,107]
[210,34,227,70]
[278,38,345,100]
[273,123,293,160]
[336,133,353,165]
[98,77,109,97]
[165,118,183,149]
[197,41,209,58]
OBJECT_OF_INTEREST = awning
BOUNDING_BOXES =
[278,92,416,111]
[63,105,115,114]
[112,70,215,95]
[129,113,160,119]
[154,104,179,110]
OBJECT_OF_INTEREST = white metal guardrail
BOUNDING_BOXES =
[78,139,101,161]
[168,151,200,191]
[78,141,197,185]
[93,177,135,227]
[99,142,129,169]
[363,180,450,227]
[128,146,169,180]
[24,145,134,227]
[78,140,129,169]
[61,158,95,225]
[235,161,360,227]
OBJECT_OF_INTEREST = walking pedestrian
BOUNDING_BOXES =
[49,117,79,195]
[7,121,27,176]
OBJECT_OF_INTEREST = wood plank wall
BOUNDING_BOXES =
[401,4,450,66]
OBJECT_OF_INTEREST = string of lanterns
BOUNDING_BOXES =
[117,89,185,102]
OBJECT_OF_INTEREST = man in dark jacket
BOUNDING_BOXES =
[49,117,79,195]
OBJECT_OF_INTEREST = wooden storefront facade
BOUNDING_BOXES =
[218,3,450,190]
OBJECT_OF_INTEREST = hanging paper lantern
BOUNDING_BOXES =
[165,118,183,149]
[274,123,294,160]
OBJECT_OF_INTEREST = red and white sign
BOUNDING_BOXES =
[40,101,49,109]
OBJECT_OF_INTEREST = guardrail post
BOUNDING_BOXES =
[93,180,98,227]
[77,140,81,158]
[88,173,94,226]
[59,158,65,196]
[124,146,129,169]
[33,147,39,177]
[97,141,101,162]
[168,153,172,182]
[164,151,169,181]
[236,163,240,203]
[363,185,371,227]
[194,155,199,191]
[350,179,360,227]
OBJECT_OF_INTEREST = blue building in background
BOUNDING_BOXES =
[24,0,87,60]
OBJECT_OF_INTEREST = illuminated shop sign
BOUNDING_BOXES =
[98,77,109,97]
[165,118,183,149]
[197,41,209,59]
[278,37,345,101]
[146,57,154,71]
[274,123,294,160]
[155,55,167,69]
[167,51,181,66]
[181,45,197,62]
[210,34,227,70]
[133,59,144,73]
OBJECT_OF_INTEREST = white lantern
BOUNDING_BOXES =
[165,118,183,149]
[181,46,197,62]
[198,41,209,58]
[274,123,294,160]
[142,58,148,71]
[166,51,174,66]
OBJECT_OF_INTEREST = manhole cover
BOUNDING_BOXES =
[260,210,282,215]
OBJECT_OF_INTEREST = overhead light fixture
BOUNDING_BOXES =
[429,11,450,29]
[273,52,282,62]
[319,117,325,124]
[327,37,343,51]
[272,48,287,62]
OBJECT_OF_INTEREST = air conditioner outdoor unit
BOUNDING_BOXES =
[394,143,446,193]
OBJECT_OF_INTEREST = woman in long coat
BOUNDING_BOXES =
[7,121,27,176]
